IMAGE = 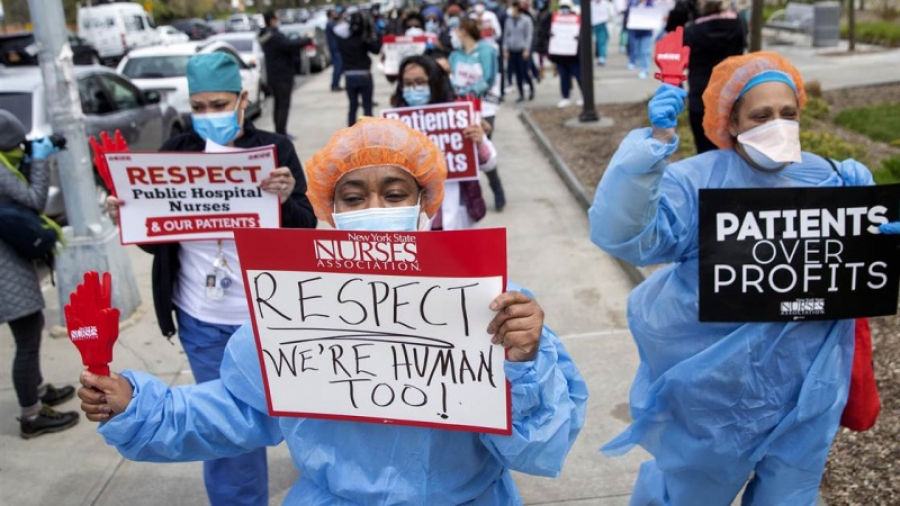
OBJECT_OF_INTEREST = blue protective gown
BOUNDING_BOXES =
[96,288,588,505]
[589,128,873,506]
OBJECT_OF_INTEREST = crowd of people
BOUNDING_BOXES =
[2,1,898,506]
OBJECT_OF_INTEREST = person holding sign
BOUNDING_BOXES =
[78,117,587,504]
[104,52,317,506]
[389,54,497,229]
[589,52,898,504]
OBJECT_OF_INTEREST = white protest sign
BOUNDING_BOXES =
[382,34,436,76]
[235,228,512,434]
[104,147,280,244]
[549,13,580,56]
[626,5,668,31]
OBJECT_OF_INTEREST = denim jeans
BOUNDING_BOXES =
[629,30,653,72]
[345,73,374,126]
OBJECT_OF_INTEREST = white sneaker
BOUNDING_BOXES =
[576,98,584,106]
[627,62,635,70]
[557,98,572,108]
[638,71,648,80]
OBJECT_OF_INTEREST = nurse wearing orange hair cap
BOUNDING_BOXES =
[78,118,588,505]
[588,52,897,505]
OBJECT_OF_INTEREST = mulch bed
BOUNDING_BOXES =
[526,82,900,504]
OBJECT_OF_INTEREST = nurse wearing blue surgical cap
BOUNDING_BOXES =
[590,52,898,505]
[105,52,318,506]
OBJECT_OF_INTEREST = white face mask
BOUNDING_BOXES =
[475,4,486,13]
[736,119,802,171]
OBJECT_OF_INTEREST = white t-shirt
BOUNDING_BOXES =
[172,239,249,326]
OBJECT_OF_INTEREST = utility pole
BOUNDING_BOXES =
[578,0,599,122]
[749,0,764,52]
[27,0,141,323]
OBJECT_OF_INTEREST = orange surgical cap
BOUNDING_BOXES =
[702,52,807,149]
[305,118,448,226]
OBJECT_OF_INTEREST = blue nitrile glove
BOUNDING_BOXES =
[880,222,900,234]
[31,137,59,161]
[648,84,687,129]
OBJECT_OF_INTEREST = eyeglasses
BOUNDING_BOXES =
[402,79,429,87]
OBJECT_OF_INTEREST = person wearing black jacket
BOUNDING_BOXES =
[684,0,746,153]
[259,10,312,137]
[104,53,316,506]
[336,9,382,126]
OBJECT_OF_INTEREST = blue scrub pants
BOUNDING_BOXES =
[176,308,269,506]
[592,23,609,60]
[628,403,842,506]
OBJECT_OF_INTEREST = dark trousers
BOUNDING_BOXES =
[9,311,44,408]
[330,50,343,90]
[558,61,582,99]
[689,106,718,154]
[345,73,374,126]
[270,79,294,136]
[507,50,533,98]
[498,51,506,98]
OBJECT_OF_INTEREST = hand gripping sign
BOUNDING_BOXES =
[654,26,690,86]
[234,227,511,434]
[65,271,120,376]
[89,130,130,197]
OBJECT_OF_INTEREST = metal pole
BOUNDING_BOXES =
[749,0,764,52]
[27,0,141,322]
[578,0,599,122]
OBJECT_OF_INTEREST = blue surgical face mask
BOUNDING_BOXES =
[425,20,439,33]
[402,86,431,106]
[332,203,422,232]
[192,101,241,145]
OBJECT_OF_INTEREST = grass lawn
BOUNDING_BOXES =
[833,102,900,144]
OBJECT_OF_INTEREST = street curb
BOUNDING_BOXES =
[518,107,830,506]
[518,109,645,288]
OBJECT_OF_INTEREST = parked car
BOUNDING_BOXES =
[207,19,229,35]
[117,41,264,128]
[205,32,267,88]
[77,2,160,63]
[158,25,190,45]
[280,22,330,74]
[227,13,254,32]
[0,65,185,222]
[0,32,102,66]
[170,18,215,41]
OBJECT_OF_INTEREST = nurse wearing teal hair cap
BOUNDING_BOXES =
[102,51,317,506]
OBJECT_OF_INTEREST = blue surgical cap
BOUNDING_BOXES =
[186,53,243,96]
[736,70,797,101]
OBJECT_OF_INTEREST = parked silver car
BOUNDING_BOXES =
[0,65,185,223]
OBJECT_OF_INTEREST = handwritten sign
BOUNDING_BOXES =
[382,34,436,76]
[699,184,900,321]
[234,228,511,434]
[381,103,480,181]
[549,13,580,56]
[104,147,280,244]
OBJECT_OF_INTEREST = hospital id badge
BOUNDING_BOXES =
[205,270,225,300]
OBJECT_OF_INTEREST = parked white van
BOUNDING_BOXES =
[77,2,160,63]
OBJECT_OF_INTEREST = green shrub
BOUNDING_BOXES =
[834,103,900,144]
[799,130,868,164]
[804,96,830,120]
[675,109,697,159]
[840,21,900,47]
[872,156,900,185]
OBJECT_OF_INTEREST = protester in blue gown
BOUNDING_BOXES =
[589,52,899,505]
[78,118,588,505]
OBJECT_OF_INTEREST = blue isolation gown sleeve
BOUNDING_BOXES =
[588,127,689,266]
[478,292,588,478]
[471,45,498,97]
[97,339,284,462]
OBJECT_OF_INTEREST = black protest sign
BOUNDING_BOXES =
[699,184,900,321]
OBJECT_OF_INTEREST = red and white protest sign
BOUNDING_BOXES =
[381,34,437,76]
[104,147,280,244]
[234,227,511,434]
[549,13,580,56]
[381,102,480,181]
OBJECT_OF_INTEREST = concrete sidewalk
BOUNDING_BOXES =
[0,68,640,505]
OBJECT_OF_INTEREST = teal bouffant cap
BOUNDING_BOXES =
[186,53,243,95]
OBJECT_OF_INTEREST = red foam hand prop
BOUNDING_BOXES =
[65,271,120,376]
[654,26,690,86]
[88,130,129,197]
